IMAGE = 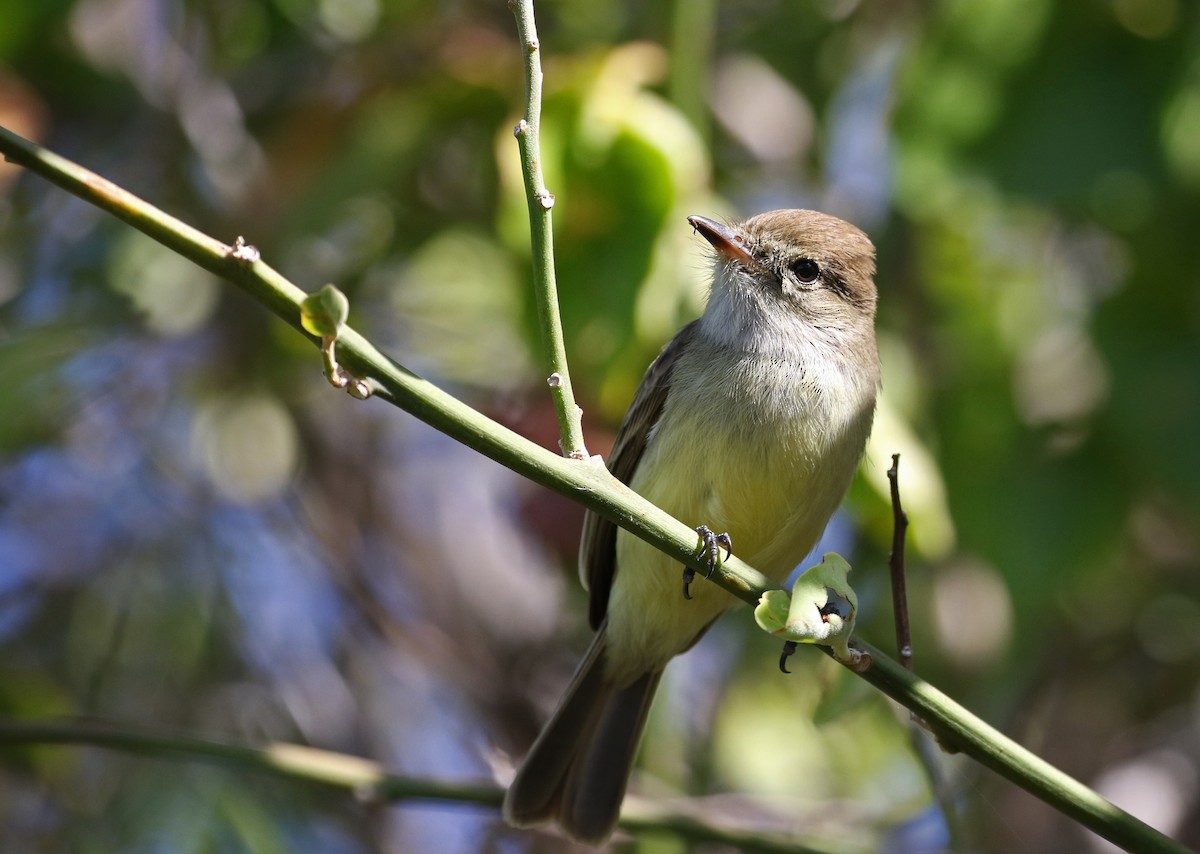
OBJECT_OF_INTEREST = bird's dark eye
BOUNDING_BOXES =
[790,258,820,284]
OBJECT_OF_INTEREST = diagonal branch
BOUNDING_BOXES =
[0,121,773,615]
[0,124,1187,854]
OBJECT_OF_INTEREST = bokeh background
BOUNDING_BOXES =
[2,0,1199,851]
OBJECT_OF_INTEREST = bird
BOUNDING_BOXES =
[503,208,881,846]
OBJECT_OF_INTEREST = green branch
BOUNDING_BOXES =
[0,125,1187,853]
[0,127,759,595]
[508,0,587,459]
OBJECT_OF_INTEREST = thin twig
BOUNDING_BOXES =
[886,457,962,844]
[887,453,912,670]
[0,717,840,852]
[0,718,502,807]
[508,0,587,460]
[0,124,1189,854]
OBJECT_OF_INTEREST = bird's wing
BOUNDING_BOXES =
[580,320,699,629]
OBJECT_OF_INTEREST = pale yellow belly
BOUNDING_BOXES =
[602,407,857,684]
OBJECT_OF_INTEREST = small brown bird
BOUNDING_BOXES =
[504,209,881,845]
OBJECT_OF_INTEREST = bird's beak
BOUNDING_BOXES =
[687,215,759,270]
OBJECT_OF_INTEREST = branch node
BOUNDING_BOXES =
[840,645,873,673]
[546,372,562,388]
[229,235,261,264]
[352,782,384,805]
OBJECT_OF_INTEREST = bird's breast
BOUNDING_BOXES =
[601,342,876,682]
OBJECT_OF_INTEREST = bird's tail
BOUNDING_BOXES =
[503,622,661,847]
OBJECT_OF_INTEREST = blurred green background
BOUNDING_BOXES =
[1,0,1198,851]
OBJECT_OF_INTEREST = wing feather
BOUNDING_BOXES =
[580,320,699,629]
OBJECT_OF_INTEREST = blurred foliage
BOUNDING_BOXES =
[1,0,1199,852]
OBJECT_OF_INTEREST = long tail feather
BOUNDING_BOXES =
[504,623,661,846]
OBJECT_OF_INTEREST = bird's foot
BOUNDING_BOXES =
[683,525,733,599]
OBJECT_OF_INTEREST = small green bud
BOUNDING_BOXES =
[300,284,350,337]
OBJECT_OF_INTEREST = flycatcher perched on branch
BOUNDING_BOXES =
[505,209,881,845]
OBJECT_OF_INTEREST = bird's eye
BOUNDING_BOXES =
[790,258,820,284]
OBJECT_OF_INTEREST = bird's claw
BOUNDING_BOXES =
[682,525,733,600]
[696,525,732,577]
[779,641,798,674]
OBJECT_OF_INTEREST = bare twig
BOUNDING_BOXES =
[0,717,840,852]
[0,718,503,807]
[887,454,964,848]
[887,453,912,670]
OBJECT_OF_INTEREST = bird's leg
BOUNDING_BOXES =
[683,525,733,599]
[681,569,695,600]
